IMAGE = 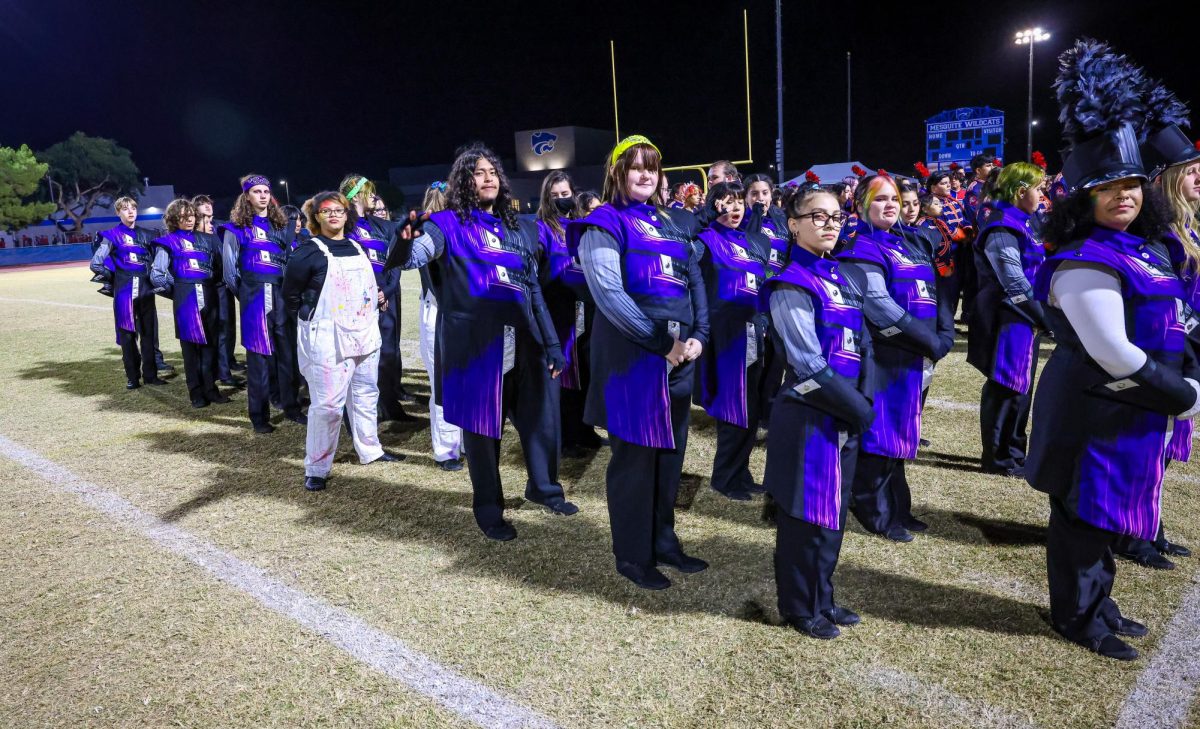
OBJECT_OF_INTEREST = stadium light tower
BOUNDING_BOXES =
[279,179,290,205]
[1015,27,1050,160]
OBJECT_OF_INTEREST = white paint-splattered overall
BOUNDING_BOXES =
[297,237,384,477]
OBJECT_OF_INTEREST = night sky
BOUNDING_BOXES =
[1,0,1189,200]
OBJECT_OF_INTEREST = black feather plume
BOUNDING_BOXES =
[1139,76,1191,138]
[1054,38,1146,148]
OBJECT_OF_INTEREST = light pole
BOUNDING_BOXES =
[279,179,290,205]
[1014,27,1050,161]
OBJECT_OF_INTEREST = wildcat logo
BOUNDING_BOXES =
[531,131,557,156]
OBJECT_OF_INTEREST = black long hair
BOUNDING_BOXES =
[536,170,575,238]
[1042,181,1174,251]
[446,143,518,228]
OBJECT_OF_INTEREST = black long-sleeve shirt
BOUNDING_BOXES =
[282,235,365,321]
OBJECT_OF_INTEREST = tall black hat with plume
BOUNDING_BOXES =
[1053,39,1147,191]
[1136,75,1198,179]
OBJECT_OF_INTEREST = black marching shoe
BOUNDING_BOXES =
[537,498,580,516]
[903,516,929,533]
[1067,632,1139,661]
[304,475,327,491]
[483,521,517,542]
[713,487,752,502]
[230,361,246,372]
[824,605,861,627]
[157,364,176,376]
[253,423,275,434]
[1119,550,1175,571]
[657,552,709,574]
[884,525,914,543]
[126,380,140,390]
[919,437,931,447]
[205,391,231,404]
[561,444,589,459]
[1105,615,1149,638]
[786,615,841,640]
[1157,539,1191,558]
[285,411,308,426]
[144,377,170,386]
[436,458,464,472]
[396,386,416,403]
[370,451,405,463]
[191,398,210,409]
[219,377,245,388]
[616,561,671,590]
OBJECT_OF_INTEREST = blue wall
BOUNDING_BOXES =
[0,243,92,268]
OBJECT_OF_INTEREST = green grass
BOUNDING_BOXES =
[0,264,1197,727]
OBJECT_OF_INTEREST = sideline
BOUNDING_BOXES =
[1115,573,1200,729]
[0,434,559,729]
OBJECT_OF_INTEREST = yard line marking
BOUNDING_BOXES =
[926,398,978,413]
[1116,573,1200,729]
[860,666,1038,729]
[0,434,559,729]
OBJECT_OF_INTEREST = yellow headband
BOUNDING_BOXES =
[610,135,660,167]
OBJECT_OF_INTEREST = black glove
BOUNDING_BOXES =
[874,312,941,360]
[1089,357,1197,416]
[546,345,566,375]
[783,367,876,435]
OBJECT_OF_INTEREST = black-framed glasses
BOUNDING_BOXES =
[796,211,847,228]
[319,207,347,217]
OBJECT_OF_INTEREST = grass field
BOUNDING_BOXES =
[1,262,1198,728]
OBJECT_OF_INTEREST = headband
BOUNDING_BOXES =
[344,176,368,201]
[241,175,270,192]
[610,135,660,167]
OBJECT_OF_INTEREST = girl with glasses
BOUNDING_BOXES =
[763,186,874,639]
[836,174,955,543]
[283,192,402,492]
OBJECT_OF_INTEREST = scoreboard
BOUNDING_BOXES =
[925,107,1005,171]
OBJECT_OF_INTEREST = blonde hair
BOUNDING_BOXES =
[1161,163,1200,274]
[114,196,137,213]
[339,174,378,212]
[422,184,447,213]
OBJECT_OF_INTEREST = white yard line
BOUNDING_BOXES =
[1115,573,1200,729]
[926,397,978,413]
[0,434,558,729]
[860,666,1038,729]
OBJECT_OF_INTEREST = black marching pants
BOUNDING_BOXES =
[217,285,238,378]
[850,452,912,534]
[1046,494,1125,641]
[606,389,692,568]
[245,306,299,427]
[979,380,1032,471]
[119,296,158,384]
[711,360,764,494]
[376,302,404,420]
[463,336,565,530]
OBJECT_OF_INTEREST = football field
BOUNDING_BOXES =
[1,262,1198,728]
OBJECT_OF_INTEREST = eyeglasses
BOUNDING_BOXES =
[796,211,848,228]
[319,207,347,217]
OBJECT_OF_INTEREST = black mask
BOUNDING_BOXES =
[553,197,575,214]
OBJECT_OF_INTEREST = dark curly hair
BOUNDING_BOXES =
[446,143,518,229]
[1042,181,1173,251]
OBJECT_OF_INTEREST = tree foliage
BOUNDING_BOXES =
[0,145,56,231]
[40,132,142,231]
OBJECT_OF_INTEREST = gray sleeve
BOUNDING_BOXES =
[770,285,829,380]
[404,224,445,270]
[855,261,908,328]
[150,248,173,290]
[222,230,240,291]
[89,241,111,275]
[579,228,674,354]
[984,230,1034,299]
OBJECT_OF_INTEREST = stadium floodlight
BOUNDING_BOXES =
[1015,28,1051,160]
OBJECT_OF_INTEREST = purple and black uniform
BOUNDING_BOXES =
[836,222,952,538]
[221,215,302,427]
[967,202,1047,473]
[570,200,710,573]
[744,204,791,427]
[395,208,569,532]
[151,230,223,403]
[536,216,600,451]
[763,245,875,623]
[90,224,159,385]
[1028,227,1200,642]
[695,220,770,497]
